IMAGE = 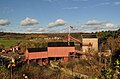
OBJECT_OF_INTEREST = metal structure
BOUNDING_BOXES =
[25,42,76,65]
[25,26,98,65]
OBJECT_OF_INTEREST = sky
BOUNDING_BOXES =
[0,0,120,33]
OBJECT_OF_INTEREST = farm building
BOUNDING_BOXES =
[82,34,98,53]
[25,34,98,65]
[25,42,83,65]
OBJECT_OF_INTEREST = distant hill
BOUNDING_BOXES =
[0,32,92,40]
[0,29,119,40]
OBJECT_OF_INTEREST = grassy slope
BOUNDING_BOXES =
[0,40,27,48]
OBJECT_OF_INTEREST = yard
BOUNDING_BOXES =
[0,39,28,48]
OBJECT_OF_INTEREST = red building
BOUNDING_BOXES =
[25,42,76,65]
[25,34,98,65]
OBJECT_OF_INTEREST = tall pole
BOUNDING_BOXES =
[69,26,70,36]
[68,26,71,45]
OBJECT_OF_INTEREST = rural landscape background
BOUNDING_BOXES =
[0,29,120,79]
[0,0,120,79]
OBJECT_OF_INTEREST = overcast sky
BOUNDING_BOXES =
[0,0,120,33]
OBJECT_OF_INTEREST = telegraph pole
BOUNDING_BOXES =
[68,26,71,45]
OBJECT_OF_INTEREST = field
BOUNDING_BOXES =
[0,39,27,48]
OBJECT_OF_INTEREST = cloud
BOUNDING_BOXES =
[63,7,79,10]
[95,2,110,6]
[86,20,109,25]
[81,24,90,28]
[114,2,120,5]
[86,20,102,25]
[105,23,114,28]
[48,23,55,27]
[26,27,45,32]
[48,19,66,28]
[83,23,119,32]
[100,2,110,5]
[20,17,39,26]
[98,23,120,30]
[26,28,33,32]
[80,20,120,32]
[0,19,10,26]
[103,23,120,29]
[37,28,45,32]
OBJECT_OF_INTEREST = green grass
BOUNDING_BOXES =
[0,39,26,48]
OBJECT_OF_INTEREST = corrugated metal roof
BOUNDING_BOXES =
[28,47,47,52]
[48,42,74,47]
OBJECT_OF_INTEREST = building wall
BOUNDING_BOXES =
[26,46,75,60]
[25,50,29,60]
[48,47,75,57]
[82,46,89,53]
[82,38,98,52]
[25,50,48,60]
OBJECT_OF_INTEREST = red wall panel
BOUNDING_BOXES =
[48,47,75,57]
[26,46,75,60]
[26,52,48,60]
